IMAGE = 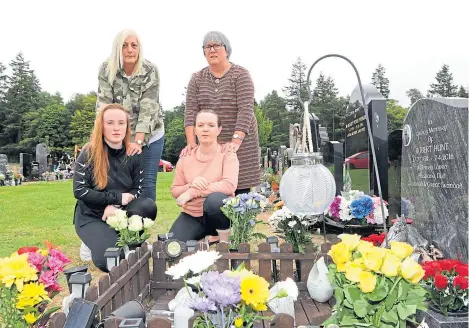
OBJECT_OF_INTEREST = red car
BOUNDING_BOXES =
[159,159,173,172]
[344,151,391,169]
[344,151,369,169]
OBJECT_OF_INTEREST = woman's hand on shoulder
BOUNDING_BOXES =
[127,142,142,156]
[222,142,240,153]
[180,143,197,157]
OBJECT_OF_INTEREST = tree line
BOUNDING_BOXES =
[0,53,466,164]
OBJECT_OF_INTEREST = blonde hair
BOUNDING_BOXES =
[87,104,131,189]
[106,29,144,84]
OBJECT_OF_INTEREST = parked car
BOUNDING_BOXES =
[344,151,390,169]
[159,159,173,172]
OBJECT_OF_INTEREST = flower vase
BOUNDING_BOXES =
[123,242,143,259]
[229,248,244,270]
[307,256,333,303]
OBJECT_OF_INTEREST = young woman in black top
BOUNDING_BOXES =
[73,104,156,272]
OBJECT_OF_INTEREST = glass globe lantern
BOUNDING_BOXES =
[279,152,336,216]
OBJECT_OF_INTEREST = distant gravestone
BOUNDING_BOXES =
[345,84,388,201]
[401,98,468,261]
[0,154,7,174]
[36,143,49,176]
[388,129,403,219]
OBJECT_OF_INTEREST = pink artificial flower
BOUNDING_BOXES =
[28,252,45,272]
[46,256,68,274]
[329,196,342,219]
[49,249,71,270]
[39,269,58,288]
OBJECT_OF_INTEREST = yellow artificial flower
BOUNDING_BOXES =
[357,240,374,254]
[400,257,425,284]
[16,282,50,309]
[328,242,351,265]
[39,249,49,257]
[252,302,268,311]
[234,317,244,327]
[338,234,361,250]
[24,312,38,324]
[362,247,387,272]
[0,253,38,292]
[358,271,377,293]
[352,257,366,269]
[240,275,270,309]
[337,262,347,272]
[345,261,364,283]
[380,253,402,277]
[390,241,414,259]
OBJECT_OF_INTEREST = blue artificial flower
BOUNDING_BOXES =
[350,195,374,219]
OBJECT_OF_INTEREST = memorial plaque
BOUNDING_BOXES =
[401,98,468,261]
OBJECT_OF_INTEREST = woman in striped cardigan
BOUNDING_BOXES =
[181,31,261,196]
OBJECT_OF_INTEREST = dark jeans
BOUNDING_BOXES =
[169,192,230,242]
[75,197,157,272]
[142,136,164,201]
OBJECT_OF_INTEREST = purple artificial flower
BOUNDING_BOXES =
[249,219,255,226]
[189,294,217,312]
[201,271,241,307]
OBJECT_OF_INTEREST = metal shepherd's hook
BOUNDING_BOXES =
[299,54,389,246]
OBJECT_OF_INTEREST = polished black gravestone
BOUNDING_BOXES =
[416,308,468,328]
[345,84,388,201]
[401,98,468,262]
[322,141,344,195]
[388,129,403,219]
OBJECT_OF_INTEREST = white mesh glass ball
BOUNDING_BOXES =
[280,153,336,215]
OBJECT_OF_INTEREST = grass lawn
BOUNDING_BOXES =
[0,172,180,258]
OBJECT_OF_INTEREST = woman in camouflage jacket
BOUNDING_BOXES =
[96,29,164,202]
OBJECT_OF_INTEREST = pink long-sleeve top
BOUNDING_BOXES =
[170,145,239,217]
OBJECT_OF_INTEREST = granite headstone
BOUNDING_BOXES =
[0,154,7,175]
[36,143,49,176]
[401,98,468,262]
[388,129,403,219]
[322,141,344,195]
[345,84,388,201]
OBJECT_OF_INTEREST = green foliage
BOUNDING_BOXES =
[371,64,390,99]
[254,105,273,151]
[428,64,458,97]
[323,266,427,328]
[0,285,26,327]
[259,90,289,151]
[405,88,424,106]
[458,85,468,98]
[282,57,310,114]
[386,100,408,131]
[68,93,97,146]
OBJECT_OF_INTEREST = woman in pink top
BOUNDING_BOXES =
[169,110,239,243]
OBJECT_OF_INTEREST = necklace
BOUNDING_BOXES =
[209,65,231,93]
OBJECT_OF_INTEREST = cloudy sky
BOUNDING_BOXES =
[1,0,467,110]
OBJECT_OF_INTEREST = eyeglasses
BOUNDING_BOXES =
[203,43,225,52]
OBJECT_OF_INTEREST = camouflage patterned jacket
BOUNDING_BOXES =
[96,59,164,144]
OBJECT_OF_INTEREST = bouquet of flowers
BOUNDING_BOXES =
[165,250,298,327]
[105,209,154,247]
[221,192,267,249]
[268,205,315,254]
[323,234,427,327]
[328,190,388,225]
[0,241,71,327]
[421,259,469,315]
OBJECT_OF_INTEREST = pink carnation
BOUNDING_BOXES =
[46,256,68,274]
[329,196,342,219]
[28,252,45,271]
[49,249,71,270]
[39,269,58,288]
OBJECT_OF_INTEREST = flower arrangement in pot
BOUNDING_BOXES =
[105,209,154,251]
[221,192,268,251]
[421,259,468,316]
[0,241,71,326]
[165,250,299,327]
[323,234,427,327]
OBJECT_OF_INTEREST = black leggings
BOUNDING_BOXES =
[75,197,157,272]
[169,192,230,242]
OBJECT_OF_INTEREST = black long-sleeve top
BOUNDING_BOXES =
[73,144,144,227]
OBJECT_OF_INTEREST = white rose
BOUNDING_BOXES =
[287,220,297,228]
[143,218,154,229]
[106,215,120,229]
[117,216,128,230]
[114,209,127,221]
[128,215,143,232]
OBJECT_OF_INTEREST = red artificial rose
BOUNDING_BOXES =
[17,246,39,255]
[423,265,436,280]
[455,264,469,277]
[453,276,469,290]
[434,274,449,290]
[438,260,457,273]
